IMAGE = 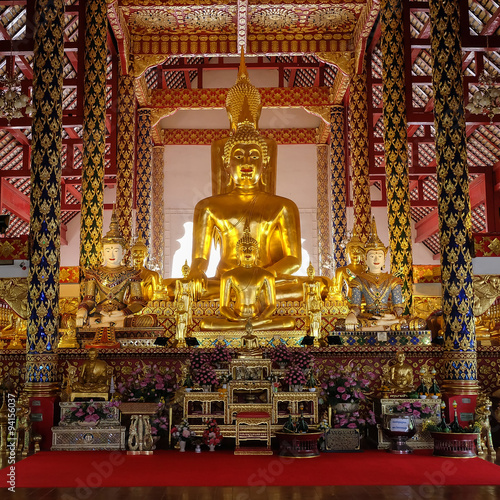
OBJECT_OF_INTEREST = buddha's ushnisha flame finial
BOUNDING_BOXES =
[225,47,262,132]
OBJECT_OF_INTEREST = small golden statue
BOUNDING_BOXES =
[200,226,295,331]
[475,392,496,458]
[329,228,365,301]
[303,263,323,338]
[174,261,195,346]
[57,315,79,349]
[131,236,162,302]
[239,319,262,358]
[473,275,500,343]
[380,350,415,395]
[70,348,112,401]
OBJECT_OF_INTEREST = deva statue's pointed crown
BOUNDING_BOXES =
[102,209,125,248]
[226,48,262,132]
[364,216,388,255]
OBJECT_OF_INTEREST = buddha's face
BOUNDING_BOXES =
[132,249,147,268]
[238,243,257,267]
[102,243,124,268]
[227,143,264,187]
[366,249,385,274]
[348,245,364,265]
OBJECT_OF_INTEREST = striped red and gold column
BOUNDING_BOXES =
[317,144,332,278]
[381,0,414,314]
[136,109,153,248]
[152,145,165,276]
[330,105,347,270]
[116,69,136,252]
[429,0,477,398]
[79,0,107,271]
[348,66,372,243]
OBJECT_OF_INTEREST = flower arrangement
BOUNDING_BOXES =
[203,419,223,448]
[151,413,169,437]
[268,343,292,366]
[190,349,211,370]
[333,409,376,430]
[320,362,373,406]
[391,400,436,419]
[210,343,233,366]
[61,400,120,425]
[292,349,314,370]
[117,363,178,403]
[283,364,307,387]
[194,363,218,387]
[171,418,194,441]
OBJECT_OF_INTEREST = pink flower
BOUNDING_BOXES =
[182,429,191,438]
[337,386,346,393]
[341,393,349,400]
[347,423,358,429]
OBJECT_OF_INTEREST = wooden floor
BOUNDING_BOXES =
[3,453,500,500]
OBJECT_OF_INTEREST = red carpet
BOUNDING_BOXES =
[2,449,499,488]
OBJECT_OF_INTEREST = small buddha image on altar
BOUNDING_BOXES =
[68,348,113,401]
[380,350,415,396]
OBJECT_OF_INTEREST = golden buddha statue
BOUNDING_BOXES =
[71,348,112,399]
[330,228,365,301]
[303,263,322,338]
[130,237,162,302]
[239,319,262,358]
[345,217,425,331]
[211,48,277,197]
[76,211,147,330]
[200,226,295,331]
[381,350,415,395]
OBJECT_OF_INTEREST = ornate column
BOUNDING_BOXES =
[317,144,332,278]
[136,109,153,248]
[380,0,414,314]
[429,0,477,411]
[79,0,107,271]
[330,105,347,271]
[348,66,372,243]
[116,69,136,251]
[26,0,64,446]
[152,145,165,276]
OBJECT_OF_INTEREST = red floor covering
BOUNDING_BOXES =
[1,449,500,489]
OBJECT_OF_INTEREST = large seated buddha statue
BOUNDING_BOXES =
[345,217,425,331]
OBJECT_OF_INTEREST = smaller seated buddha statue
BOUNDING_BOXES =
[303,263,323,338]
[239,319,262,358]
[329,228,365,301]
[130,237,162,302]
[71,348,112,399]
[380,350,414,395]
[76,211,151,335]
[344,217,425,331]
[200,227,295,331]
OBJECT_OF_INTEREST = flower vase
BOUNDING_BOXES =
[209,444,215,452]
[202,385,211,392]
[195,443,201,453]
[179,440,186,452]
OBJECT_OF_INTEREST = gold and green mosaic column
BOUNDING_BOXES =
[116,69,136,252]
[152,145,165,276]
[330,105,347,270]
[429,0,477,400]
[79,0,107,271]
[136,109,153,247]
[26,0,64,403]
[381,0,414,314]
[348,66,372,243]
[317,144,332,278]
